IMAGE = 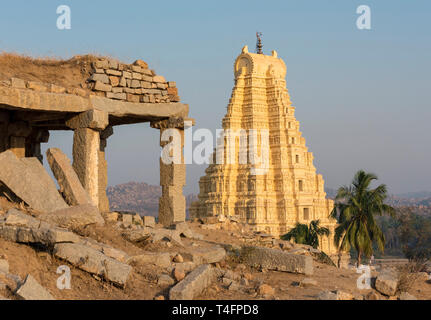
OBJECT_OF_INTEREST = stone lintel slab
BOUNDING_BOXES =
[0,86,189,124]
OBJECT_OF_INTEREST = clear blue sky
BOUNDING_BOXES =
[1,1,430,195]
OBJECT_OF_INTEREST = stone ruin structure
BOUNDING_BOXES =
[190,46,338,254]
[0,55,192,226]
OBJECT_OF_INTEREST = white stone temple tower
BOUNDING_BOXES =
[190,46,337,254]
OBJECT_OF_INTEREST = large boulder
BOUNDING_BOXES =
[0,151,68,212]
[375,269,399,296]
[46,148,92,206]
[169,264,216,300]
[38,204,104,230]
[53,243,132,287]
[240,246,313,275]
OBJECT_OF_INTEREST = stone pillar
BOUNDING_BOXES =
[151,117,193,226]
[26,129,50,163]
[98,126,113,212]
[66,110,109,208]
[7,121,32,158]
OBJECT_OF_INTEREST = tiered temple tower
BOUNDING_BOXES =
[190,46,337,254]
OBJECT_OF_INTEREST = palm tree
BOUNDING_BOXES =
[330,170,395,266]
[281,219,330,249]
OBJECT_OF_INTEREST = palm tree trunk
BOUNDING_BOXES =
[357,251,362,267]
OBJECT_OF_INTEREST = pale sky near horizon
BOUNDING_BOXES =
[0,1,430,195]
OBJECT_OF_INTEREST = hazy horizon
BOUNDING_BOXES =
[1,1,429,195]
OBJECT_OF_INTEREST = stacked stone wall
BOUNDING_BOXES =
[89,59,179,103]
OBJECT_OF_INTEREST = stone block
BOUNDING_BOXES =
[0,151,68,212]
[106,92,127,100]
[169,264,215,300]
[160,162,186,187]
[180,246,226,265]
[109,76,120,87]
[130,79,141,88]
[126,94,140,103]
[119,77,127,87]
[132,72,142,80]
[133,60,148,69]
[141,75,153,82]
[141,81,152,89]
[122,71,132,79]
[108,59,118,69]
[131,65,142,73]
[143,217,156,228]
[53,243,132,287]
[375,269,399,296]
[66,109,108,130]
[46,148,92,206]
[38,204,104,230]
[159,186,186,226]
[167,87,178,95]
[168,81,176,88]
[27,81,47,92]
[153,75,166,83]
[0,210,80,245]
[240,246,313,275]
[49,84,66,94]
[90,73,109,84]
[79,238,129,263]
[112,87,123,93]
[15,274,54,300]
[127,252,172,269]
[106,69,122,76]
[94,60,109,69]
[93,81,112,92]
[11,78,26,89]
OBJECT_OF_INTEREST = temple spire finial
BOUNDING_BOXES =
[256,32,263,54]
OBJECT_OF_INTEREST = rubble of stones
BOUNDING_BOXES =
[0,148,425,300]
[88,59,179,103]
[0,58,180,104]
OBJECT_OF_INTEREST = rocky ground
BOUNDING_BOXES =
[0,200,430,301]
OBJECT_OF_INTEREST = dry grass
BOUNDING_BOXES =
[0,52,104,90]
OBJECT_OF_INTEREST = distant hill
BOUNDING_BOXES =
[107,181,197,217]
[108,182,431,217]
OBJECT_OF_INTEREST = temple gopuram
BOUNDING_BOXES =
[190,45,337,254]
